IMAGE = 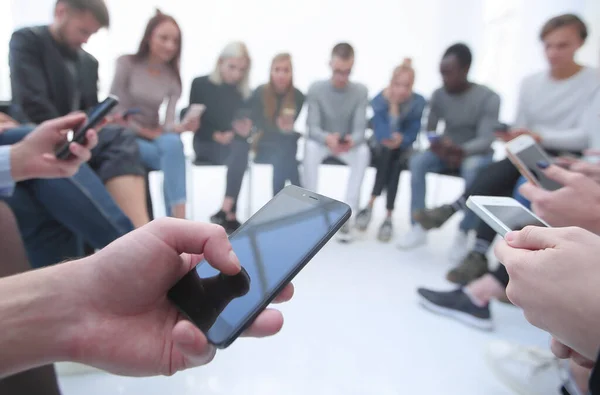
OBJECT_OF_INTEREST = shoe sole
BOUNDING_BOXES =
[483,347,541,395]
[337,234,354,243]
[396,240,427,250]
[417,294,493,331]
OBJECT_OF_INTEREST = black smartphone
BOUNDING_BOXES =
[168,185,351,348]
[339,132,349,144]
[55,95,119,160]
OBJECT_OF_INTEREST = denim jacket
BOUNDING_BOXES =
[370,91,426,149]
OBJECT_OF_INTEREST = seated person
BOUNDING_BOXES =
[189,41,253,234]
[0,114,134,269]
[303,42,370,243]
[0,112,96,395]
[9,0,149,227]
[110,11,195,219]
[355,58,426,242]
[415,14,599,285]
[397,43,500,254]
[248,53,305,196]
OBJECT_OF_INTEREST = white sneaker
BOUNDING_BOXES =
[485,340,567,395]
[448,231,470,264]
[397,225,427,250]
[55,362,104,376]
[337,221,354,243]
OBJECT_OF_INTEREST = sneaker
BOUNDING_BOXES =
[210,210,227,226]
[377,218,394,243]
[413,204,456,230]
[446,251,488,285]
[224,218,242,235]
[485,340,568,395]
[337,222,354,243]
[355,207,373,231]
[448,232,470,263]
[417,287,493,330]
[397,224,427,249]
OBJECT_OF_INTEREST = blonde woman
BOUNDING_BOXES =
[189,41,252,234]
[355,59,426,242]
[249,53,305,196]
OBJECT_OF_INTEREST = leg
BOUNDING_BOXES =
[0,125,33,145]
[408,150,446,223]
[385,148,410,213]
[339,143,371,213]
[0,202,62,395]
[512,176,531,208]
[223,139,250,216]
[371,147,393,200]
[92,125,149,228]
[302,140,329,192]
[458,154,494,232]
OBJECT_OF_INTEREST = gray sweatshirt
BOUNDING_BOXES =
[306,80,369,146]
[427,83,501,156]
[514,67,600,152]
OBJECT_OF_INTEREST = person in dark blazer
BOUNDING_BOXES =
[8,0,149,228]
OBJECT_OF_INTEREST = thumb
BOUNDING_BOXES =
[38,113,87,140]
[505,226,560,250]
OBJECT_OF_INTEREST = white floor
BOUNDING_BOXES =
[58,164,550,394]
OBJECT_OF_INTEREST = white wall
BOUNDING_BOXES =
[1,0,598,126]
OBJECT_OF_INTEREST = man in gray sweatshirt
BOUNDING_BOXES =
[304,43,370,243]
[398,43,500,250]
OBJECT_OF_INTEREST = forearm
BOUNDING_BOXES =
[461,136,494,156]
[0,263,81,378]
[307,126,328,144]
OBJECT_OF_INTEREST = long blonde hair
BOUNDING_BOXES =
[263,53,296,123]
[209,41,252,99]
[391,57,415,89]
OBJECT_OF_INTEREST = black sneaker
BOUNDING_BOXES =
[224,219,241,235]
[210,210,227,226]
[413,204,457,230]
[417,288,492,330]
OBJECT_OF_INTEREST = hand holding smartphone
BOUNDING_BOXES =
[182,104,206,125]
[168,186,351,348]
[55,95,119,160]
[505,135,562,191]
[466,196,550,237]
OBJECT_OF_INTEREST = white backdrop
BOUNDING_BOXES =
[1,0,598,124]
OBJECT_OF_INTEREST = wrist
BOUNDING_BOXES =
[9,143,32,183]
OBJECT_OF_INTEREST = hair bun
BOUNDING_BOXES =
[155,8,163,15]
[402,57,412,67]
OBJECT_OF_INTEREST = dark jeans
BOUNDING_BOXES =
[0,202,62,395]
[194,138,250,206]
[1,127,134,268]
[371,147,411,211]
[255,133,301,196]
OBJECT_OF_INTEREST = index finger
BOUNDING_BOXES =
[42,112,88,136]
[518,181,549,203]
[146,218,240,275]
[540,164,580,186]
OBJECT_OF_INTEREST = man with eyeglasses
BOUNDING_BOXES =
[303,42,370,243]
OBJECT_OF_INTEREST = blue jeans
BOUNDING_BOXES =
[409,150,493,231]
[0,126,134,268]
[137,133,186,215]
[513,176,531,209]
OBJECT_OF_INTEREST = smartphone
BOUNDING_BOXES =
[55,95,119,160]
[505,135,562,191]
[122,107,142,119]
[168,185,351,348]
[466,196,550,237]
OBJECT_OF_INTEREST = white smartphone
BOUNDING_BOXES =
[466,196,550,237]
[505,135,561,191]
[182,104,206,124]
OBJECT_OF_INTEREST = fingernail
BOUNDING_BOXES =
[536,161,549,169]
[229,250,240,268]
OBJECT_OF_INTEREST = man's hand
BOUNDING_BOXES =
[495,226,600,363]
[325,133,341,154]
[519,165,600,233]
[213,131,234,145]
[382,132,403,150]
[496,128,542,143]
[276,115,294,133]
[64,219,294,377]
[430,137,464,168]
[338,135,354,153]
[233,118,252,138]
[0,113,20,134]
[551,338,596,369]
[10,113,97,182]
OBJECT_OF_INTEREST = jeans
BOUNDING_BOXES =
[0,127,134,268]
[409,150,493,230]
[256,133,301,196]
[303,139,371,213]
[512,176,531,209]
[137,133,186,215]
[371,147,411,211]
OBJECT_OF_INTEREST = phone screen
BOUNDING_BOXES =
[516,145,562,191]
[483,205,547,231]
[169,187,350,347]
